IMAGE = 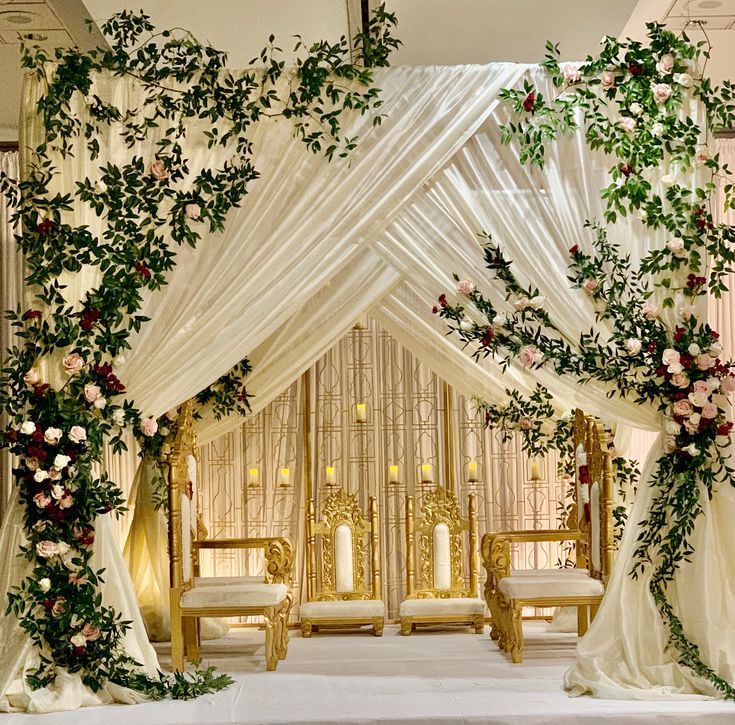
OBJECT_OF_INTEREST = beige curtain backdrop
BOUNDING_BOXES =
[196,318,565,622]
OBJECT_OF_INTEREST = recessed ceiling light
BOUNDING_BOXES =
[696,0,722,8]
[0,11,36,25]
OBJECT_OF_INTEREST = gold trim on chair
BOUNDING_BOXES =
[167,401,295,671]
[481,410,615,663]
[399,486,484,635]
[301,488,385,636]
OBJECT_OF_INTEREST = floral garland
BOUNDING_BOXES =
[435,24,735,696]
[0,8,399,696]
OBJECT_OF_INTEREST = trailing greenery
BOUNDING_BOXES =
[436,24,735,697]
[0,7,399,697]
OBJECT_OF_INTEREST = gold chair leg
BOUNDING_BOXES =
[510,603,524,664]
[170,605,185,672]
[264,607,279,671]
[400,617,413,636]
[589,601,600,623]
[183,616,199,662]
[276,598,290,660]
[577,605,589,637]
[372,617,384,637]
[473,615,484,634]
[301,620,313,638]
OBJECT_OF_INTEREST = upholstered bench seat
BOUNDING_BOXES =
[194,575,264,586]
[511,568,589,577]
[181,582,288,609]
[498,574,603,600]
[399,597,484,618]
[300,599,385,620]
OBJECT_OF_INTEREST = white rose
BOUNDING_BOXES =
[667,362,684,374]
[53,454,71,469]
[684,443,700,457]
[493,313,508,327]
[667,238,686,258]
[662,349,680,366]
[38,577,51,592]
[624,338,642,356]
[709,342,724,355]
[630,102,643,116]
[688,343,701,356]
[70,633,87,648]
[651,122,665,137]
[674,72,693,87]
[94,397,107,410]
[20,421,35,435]
[459,317,473,332]
[56,541,70,557]
[707,377,721,391]
[33,470,48,483]
[112,409,126,427]
[44,427,62,445]
[665,420,681,435]
[689,391,709,408]
[68,426,87,444]
[51,484,64,500]
[529,295,546,309]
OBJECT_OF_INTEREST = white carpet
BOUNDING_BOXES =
[8,623,735,724]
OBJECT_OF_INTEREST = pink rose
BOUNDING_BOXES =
[184,203,200,220]
[36,540,59,558]
[68,426,87,444]
[513,296,530,311]
[83,384,101,403]
[693,380,712,395]
[653,83,672,104]
[149,159,168,180]
[33,493,51,509]
[519,417,534,430]
[582,278,599,294]
[518,345,541,368]
[678,303,696,322]
[59,491,73,509]
[51,598,66,616]
[642,302,660,320]
[140,416,159,437]
[701,403,718,419]
[671,372,689,388]
[619,117,637,134]
[721,376,735,394]
[695,148,711,167]
[23,368,41,386]
[62,353,84,375]
[562,63,581,83]
[68,572,88,586]
[82,624,100,641]
[600,70,615,88]
[667,239,686,258]
[662,349,680,367]
[672,399,693,418]
[656,54,674,74]
[456,279,476,295]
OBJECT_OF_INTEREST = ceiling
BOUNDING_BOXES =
[0,0,733,140]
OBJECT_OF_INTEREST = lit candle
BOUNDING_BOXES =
[279,467,290,486]
[467,461,478,482]
[325,466,336,485]
[356,403,367,423]
[530,460,541,481]
[421,464,433,483]
[248,467,259,487]
[388,464,399,483]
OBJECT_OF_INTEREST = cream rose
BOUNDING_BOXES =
[112,409,126,427]
[624,338,642,356]
[459,317,473,332]
[456,279,476,295]
[642,301,660,320]
[629,102,643,117]
[652,83,672,103]
[493,313,508,328]
[665,420,681,436]
[656,53,675,74]
[149,159,168,180]
[667,238,686,258]
[651,122,665,137]
[600,70,615,88]
[662,349,680,367]
[20,421,35,435]
[62,352,84,375]
[36,540,59,558]
[83,384,101,403]
[68,425,87,444]
[23,368,41,386]
[184,203,201,220]
[672,399,693,417]
[671,372,689,388]
[93,397,107,410]
[689,391,709,408]
[44,427,62,445]
[38,577,51,593]
[70,633,87,648]
[513,296,530,311]
[674,72,692,87]
[140,416,159,437]
[33,469,48,483]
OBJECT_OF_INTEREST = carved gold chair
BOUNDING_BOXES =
[481,410,614,663]
[399,486,484,635]
[166,401,294,672]
[300,488,385,637]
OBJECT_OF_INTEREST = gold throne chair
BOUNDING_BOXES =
[166,401,294,671]
[300,487,385,637]
[481,409,615,663]
[399,486,484,635]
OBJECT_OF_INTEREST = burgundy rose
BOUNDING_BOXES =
[568,244,579,254]
[673,328,685,343]
[135,264,151,280]
[711,330,720,340]
[75,526,95,546]
[22,309,42,321]
[646,342,656,353]
[37,219,53,235]
[619,163,633,177]
[673,391,686,401]
[523,91,536,113]
[93,363,113,377]
[717,422,733,436]
[72,646,87,657]
[79,308,100,332]
[481,328,495,347]
[33,384,50,399]
[42,598,56,611]
[627,62,642,76]
[6,428,17,442]
[655,365,667,377]
[438,294,448,309]
[680,354,693,369]
[432,306,439,315]
[27,445,47,460]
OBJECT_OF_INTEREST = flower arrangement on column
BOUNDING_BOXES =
[435,24,735,696]
[0,8,399,698]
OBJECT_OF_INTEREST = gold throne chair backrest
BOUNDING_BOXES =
[399,486,484,635]
[301,488,385,636]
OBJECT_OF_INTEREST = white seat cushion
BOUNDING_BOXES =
[195,575,263,586]
[511,568,589,577]
[499,574,603,600]
[181,582,288,610]
[399,597,484,618]
[300,599,385,620]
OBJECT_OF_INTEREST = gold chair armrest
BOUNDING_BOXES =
[486,529,585,544]
[193,536,295,585]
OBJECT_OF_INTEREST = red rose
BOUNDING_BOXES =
[568,245,579,254]
[673,392,686,401]
[6,429,17,442]
[695,217,707,230]
[646,342,657,353]
[79,308,100,332]
[432,306,439,315]
[717,422,733,436]
[481,328,495,347]
[27,445,47,460]
[438,294,448,309]
[33,384,50,398]
[619,163,633,177]
[578,465,589,485]
[135,264,151,280]
[710,330,720,340]
[680,354,693,369]
[72,646,87,657]
[22,309,42,321]
[76,526,95,545]
[32,429,44,443]
[523,91,536,112]
[93,363,113,377]
[627,62,642,76]
[37,219,53,235]
[694,206,705,217]
[655,365,667,377]
[42,598,55,611]
[673,327,685,343]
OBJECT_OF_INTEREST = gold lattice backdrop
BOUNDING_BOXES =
[197,318,566,621]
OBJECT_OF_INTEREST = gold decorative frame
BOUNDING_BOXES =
[167,401,295,671]
[400,486,482,635]
[481,410,615,663]
[302,488,384,636]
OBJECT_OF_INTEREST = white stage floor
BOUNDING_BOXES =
[8,622,735,724]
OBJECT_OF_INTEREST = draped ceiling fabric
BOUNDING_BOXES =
[1,59,732,710]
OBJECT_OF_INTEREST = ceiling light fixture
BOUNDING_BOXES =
[0,11,36,25]
[21,32,48,41]
[696,0,722,8]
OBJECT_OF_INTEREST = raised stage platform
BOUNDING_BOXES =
[9,623,735,724]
